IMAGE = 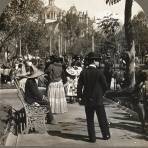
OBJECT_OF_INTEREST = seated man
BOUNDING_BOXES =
[24,62,55,124]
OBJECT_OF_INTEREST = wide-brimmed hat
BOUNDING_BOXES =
[27,64,44,78]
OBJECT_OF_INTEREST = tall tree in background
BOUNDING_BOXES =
[132,11,148,63]
[0,0,44,57]
[97,14,120,58]
[106,0,135,87]
[60,12,91,55]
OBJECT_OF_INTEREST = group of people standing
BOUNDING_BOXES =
[23,55,68,124]
[14,52,111,142]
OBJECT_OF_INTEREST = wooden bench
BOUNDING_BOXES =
[14,78,49,134]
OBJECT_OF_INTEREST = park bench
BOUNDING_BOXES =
[14,78,49,134]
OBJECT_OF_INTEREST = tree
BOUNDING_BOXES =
[106,0,121,5]
[0,0,44,58]
[97,14,120,58]
[132,11,148,63]
[106,0,135,87]
[59,11,92,55]
[0,0,43,30]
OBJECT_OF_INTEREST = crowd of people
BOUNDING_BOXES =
[0,51,148,142]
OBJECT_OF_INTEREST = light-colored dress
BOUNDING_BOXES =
[48,80,68,113]
[66,76,77,97]
[47,62,68,114]
[65,66,82,97]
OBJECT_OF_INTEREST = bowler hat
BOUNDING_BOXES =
[86,52,100,60]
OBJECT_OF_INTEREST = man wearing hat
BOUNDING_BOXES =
[77,52,110,142]
[24,62,54,124]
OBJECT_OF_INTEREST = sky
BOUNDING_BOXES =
[42,0,143,24]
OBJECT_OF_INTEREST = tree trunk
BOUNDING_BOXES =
[124,0,136,87]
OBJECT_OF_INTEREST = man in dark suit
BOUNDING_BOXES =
[77,52,110,142]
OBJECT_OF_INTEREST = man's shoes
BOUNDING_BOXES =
[47,119,57,125]
[89,138,96,143]
[103,135,111,140]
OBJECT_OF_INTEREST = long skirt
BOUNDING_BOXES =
[47,80,68,114]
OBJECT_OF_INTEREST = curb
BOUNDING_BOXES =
[0,121,14,145]
[0,89,17,94]
[5,132,18,146]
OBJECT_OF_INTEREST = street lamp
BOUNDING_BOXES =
[57,13,63,57]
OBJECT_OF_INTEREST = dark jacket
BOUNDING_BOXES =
[77,65,108,106]
[25,78,42,104]
[45,62,63,83]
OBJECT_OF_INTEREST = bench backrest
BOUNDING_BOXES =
[14,78,28,109]
[14,78,48,116]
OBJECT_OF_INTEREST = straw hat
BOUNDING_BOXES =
[27,64,44,78]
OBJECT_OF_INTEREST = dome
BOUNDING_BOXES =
[43,0,62,23]
[68,5,78,14]
[45,5,61,14]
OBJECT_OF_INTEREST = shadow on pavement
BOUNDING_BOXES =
[113,112,131,116]
[109,111,148,140]
[110,121,148,140]
[131,135,148,141]
[75,118,86,122]
[47,130,103,142]
[112,116,139,122]
[58,122,78,127]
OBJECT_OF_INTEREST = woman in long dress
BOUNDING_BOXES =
[45,56,68,114]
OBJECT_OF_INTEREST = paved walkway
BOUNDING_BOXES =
[1,89,148,147]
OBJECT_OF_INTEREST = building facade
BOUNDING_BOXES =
[42,0,95,55]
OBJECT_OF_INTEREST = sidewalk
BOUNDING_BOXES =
[0,89,22,110]
[1,89,148,147]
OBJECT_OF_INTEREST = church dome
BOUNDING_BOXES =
[68,5,78,14]
[43,0,62,23]
[45,5,61,14]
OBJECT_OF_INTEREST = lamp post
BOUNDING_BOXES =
[19,23,22,57]
[57,13,63,57]
[49,36,52,55]
[19,36,22,57]
[17,0,27,57]
[91,18,96,52]
[58,33,61,56]
[64,38,67,54]
[92,32,95,52]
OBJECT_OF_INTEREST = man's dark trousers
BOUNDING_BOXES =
[85,105,110,141]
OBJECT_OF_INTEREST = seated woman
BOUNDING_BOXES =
[24,61,55,124]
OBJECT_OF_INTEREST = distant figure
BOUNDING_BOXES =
[104,62,113,89]
[77,52,110,143]
[71,55,82,67]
